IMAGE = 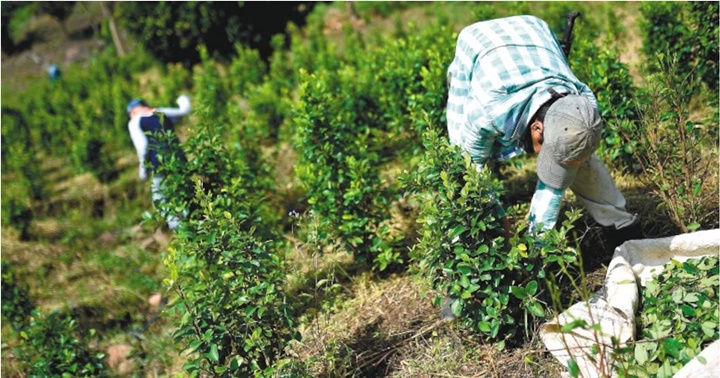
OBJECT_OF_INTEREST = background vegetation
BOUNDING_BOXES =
[2,2,718,377]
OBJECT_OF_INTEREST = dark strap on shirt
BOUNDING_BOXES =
[547,87,569,101]
[140,115,185,172]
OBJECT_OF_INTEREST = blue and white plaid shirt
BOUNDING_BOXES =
[446,15,599,232]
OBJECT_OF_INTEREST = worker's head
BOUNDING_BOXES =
[532,95,603,189]
[126,99,150,118]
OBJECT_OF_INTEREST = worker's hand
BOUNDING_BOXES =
[139,165,148,181]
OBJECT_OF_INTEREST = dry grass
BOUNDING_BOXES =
[1,227,66,275]
[289,272,436,377]
[287,268,571,378]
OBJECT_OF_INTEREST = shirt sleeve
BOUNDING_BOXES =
[528,179,565,233]
[473,126,499,166]
[155,94,191,120]
[127,116,148,168]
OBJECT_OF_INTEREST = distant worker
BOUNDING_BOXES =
[126,95,191,230]
[446,15,643,247]
[47,64,61,81]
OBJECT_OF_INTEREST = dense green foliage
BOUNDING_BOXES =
[293,66,400,270]
[16,310,107,377]
[686,2,720,96]
[616,255,719,377]
[289,13,459,271]
[154,46,297,377]
[400,127,581,343]
[640,1,719,97]
[164,185,298,376]
[3,261,106,377]
[1,261,35,331]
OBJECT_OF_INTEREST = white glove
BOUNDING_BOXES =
[176,94,191,114]
[139,164,148,181]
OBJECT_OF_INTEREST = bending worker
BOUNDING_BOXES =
[127,95,191,230]
[446,15,642,247]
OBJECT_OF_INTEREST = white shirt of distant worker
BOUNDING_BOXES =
[126,95,191,230]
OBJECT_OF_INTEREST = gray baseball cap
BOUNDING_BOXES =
[536,95,603,189]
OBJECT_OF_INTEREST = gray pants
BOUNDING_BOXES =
[570,154,637,229]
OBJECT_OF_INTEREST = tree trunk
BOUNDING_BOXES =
[100,2,125,57]
[347,2,359,21]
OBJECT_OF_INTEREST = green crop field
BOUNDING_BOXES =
[1,2,718,377]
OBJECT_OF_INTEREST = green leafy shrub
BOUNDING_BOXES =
[1,261,35,330]
[0,105,45,221]
[164,182,298,377]
[229,43,267,97]
[640,2,719,98]
[406,35,450,140]
[360,22,455,158]
[615,255,719,377]
[288,18,463,271]
[154,46,295,376]
[15,310,106,377]
[293,67,400,271]
[267,33,300,95]
[399,125,580,343]
[640,3,689,74]
[193,46,232,121]
[245,80,291,143]
[622,54,719,232]
[154,47,277,235]
[686,2,719,98]
[248,33,302,144]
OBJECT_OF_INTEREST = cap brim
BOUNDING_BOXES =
[536,147,579,190]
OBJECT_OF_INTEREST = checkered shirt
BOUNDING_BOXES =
[446,15,599,232]
[446,15,597,165]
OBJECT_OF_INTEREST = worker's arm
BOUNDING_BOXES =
[155,94,191,120]
[527,180,565,234]
[127,116,149,180]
